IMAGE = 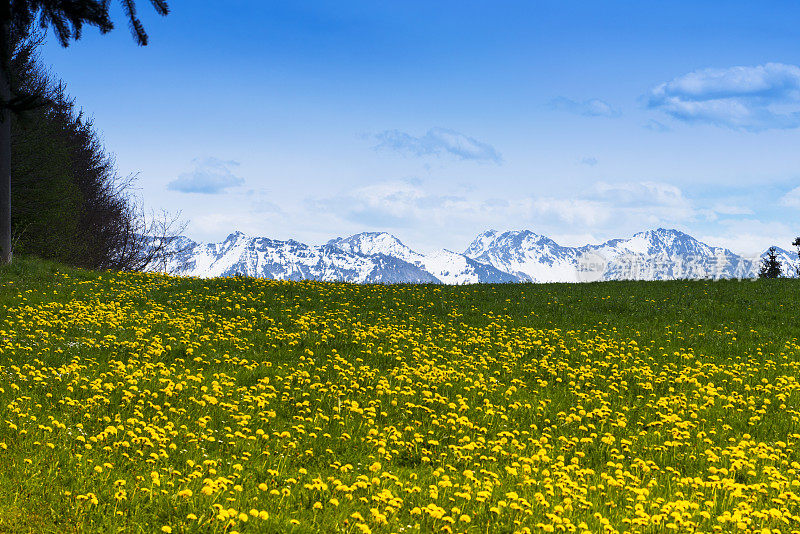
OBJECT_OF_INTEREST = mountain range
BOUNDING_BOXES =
[159,229,799,284]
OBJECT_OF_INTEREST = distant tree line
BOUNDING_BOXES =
[6,32,182,270]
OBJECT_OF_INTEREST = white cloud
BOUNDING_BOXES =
[779,186,800,207]
[525,198,609,226]
[700,219,797,256]
[589,181,703,229]
[643,119,670,132]
[648,63,800,130]
[248,191,284,214]
[550,97,621,117]
[593,181,689,208]
[374,128,502,163]
[309,180,707,240]
[311,181,483,228]
[167,158,245,194]
[182,176,790,257]
[711,204,754,216]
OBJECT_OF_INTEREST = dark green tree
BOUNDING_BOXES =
[793,237,800,277]
[1,0,169,265]
[759,246,783,279]
[10,36,185,271]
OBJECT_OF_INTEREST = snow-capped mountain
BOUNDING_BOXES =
[159,229,798,284]
[464,228,794,282]
[167,231,437,283]
[164,231,513,284]
[583,229,751,282]
[766,247,799,277]
[327,232,516,284]
[464,230,584,282]
[328,232,418,262]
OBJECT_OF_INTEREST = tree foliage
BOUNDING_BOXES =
[10,33,184,271]
[1,0,170,265]
[6,0,168,47]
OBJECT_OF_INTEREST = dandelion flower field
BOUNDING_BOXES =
[1,259,800,533]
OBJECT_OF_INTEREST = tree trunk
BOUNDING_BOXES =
[0,19,11,265]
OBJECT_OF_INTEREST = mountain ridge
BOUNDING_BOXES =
[160,228,798,283]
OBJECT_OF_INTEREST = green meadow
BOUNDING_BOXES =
[0,257,799,533]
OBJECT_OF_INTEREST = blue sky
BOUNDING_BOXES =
[38,0,800,254]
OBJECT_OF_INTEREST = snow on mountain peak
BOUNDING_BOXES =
[462,229,577,282]
[158,228,797,283]
[224,230,248,241]
[463,229,498,255]
[612,228,728,257]
[327,232,419,261]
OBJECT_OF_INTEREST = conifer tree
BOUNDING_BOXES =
[1,0,169,265]
[793,237,800,277]
[759,246,783,279]
[10,36,183,270]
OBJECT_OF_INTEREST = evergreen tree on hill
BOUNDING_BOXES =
[1,0,169,265]
[9,34,184,270]
[759,247,782,279]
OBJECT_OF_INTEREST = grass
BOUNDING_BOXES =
[0,256,799,533]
